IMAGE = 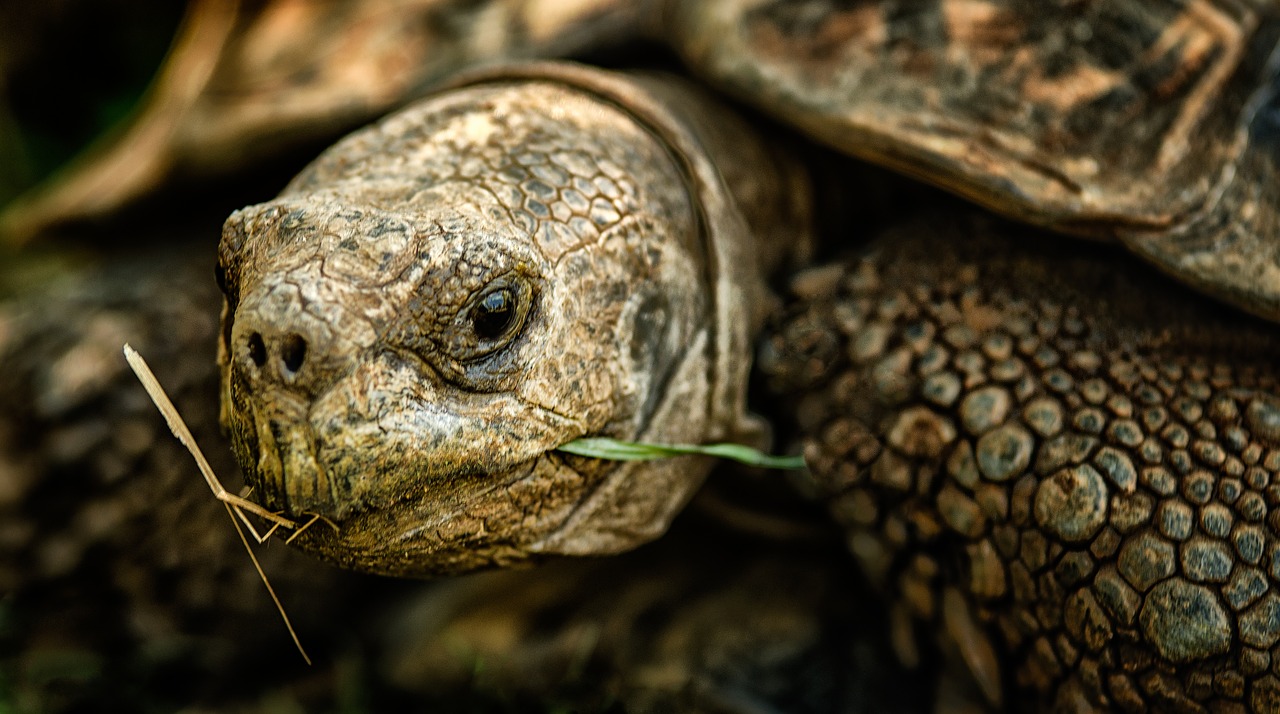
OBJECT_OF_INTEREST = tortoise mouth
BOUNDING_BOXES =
[252,414,334,517]
[223,382,342,519]
[228,406,599,577]
[286,454,585,578]
[222,363,591,526]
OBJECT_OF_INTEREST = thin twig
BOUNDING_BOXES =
[233,505,286,544]
[225,502,312,665]
[123,344,296,529]
[285,513,323,544]
[123,344,310,664]
[260,521,284,542]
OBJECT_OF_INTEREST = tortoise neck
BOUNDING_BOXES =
[629,73,814,287]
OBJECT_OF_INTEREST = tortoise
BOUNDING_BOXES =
[15,0,1280,711]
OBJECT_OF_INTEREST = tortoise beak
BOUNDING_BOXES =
[223,343,344,519]
[221,265,375,518]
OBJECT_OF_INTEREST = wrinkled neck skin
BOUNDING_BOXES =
[216,63,808,577]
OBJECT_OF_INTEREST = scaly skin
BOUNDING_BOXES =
[216,65,794,576]
[761,213,1280,713]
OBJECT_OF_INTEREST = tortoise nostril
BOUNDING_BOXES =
[281,334,308,374]
[248,332,267,367]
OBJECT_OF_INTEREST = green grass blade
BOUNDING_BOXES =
[558,437,805,470]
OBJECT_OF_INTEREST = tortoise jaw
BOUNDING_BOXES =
[249,413,335,519]
[222,376,347,520]
[226,381,546,534]
[221,357,715,577]
[286,456,569,578]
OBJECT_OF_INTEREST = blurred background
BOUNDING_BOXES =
[0,2,183,209]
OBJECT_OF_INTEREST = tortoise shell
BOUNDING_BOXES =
[674,0,1280,319]
[6,0,1279,321]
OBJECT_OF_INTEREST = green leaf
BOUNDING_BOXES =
[558,437,806,470]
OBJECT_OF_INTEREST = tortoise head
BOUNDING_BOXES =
[215,65,767,576]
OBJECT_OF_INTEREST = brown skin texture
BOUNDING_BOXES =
[0,214,914,714]
[762,214,1280,712]
[217,66,791,577]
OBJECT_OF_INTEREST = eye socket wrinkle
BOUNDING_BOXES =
[458,275,536,361]
[395,269,540,386]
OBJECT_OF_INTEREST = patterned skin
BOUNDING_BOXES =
[762,216,1280,712]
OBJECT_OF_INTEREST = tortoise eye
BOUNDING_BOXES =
[471,287,516,340]
[435,271,538,368]
[456,276,534,361]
